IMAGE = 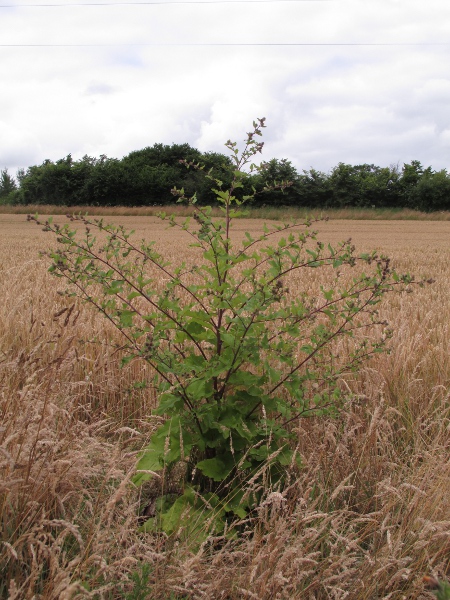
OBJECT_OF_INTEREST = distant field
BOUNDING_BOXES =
[2,202,450,221]
[2,212,450,250]
[1,213,449,599]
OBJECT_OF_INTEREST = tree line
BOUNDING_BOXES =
[1,143,450,211]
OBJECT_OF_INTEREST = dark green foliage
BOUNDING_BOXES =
[328,163,401,208]
[16,144,234,207]
[12,136,450,210]
[253,158,301,206]
[297,168,333,208]
[19,154,134,206]
[397,160,450,210]
[400,160,426,207]
[34,119,419,540]
[0,168,17,203]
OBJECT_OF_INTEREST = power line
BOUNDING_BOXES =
[0,1,335,6]
[1,42,449,46]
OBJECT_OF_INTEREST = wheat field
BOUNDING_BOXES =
[1,214,449,599]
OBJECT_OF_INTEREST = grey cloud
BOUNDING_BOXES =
[85,82,117,96]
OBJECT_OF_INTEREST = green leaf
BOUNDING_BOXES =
[186,321,205,335]
[133,444,164,486]
[196,455,235,482]
[160,493,193,534]
[118,309,134,328]
[187,379,207,399]
[300,344,314,355]
[127,290,141,300]
[139,516,157,533]
[265,363,280,384]
[106,279,124,295]
[227,490,249,518]
[158,393,184,412]
[228,371,263,387]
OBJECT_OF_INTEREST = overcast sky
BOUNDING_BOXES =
[1,0,450,176]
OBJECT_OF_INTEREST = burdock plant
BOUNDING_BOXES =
[31,119,417,540]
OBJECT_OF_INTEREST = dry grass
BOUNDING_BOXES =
[1,214,449,599]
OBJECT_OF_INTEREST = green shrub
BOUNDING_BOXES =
[31,119,417,540]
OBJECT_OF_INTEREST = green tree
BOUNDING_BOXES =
[254,158,300,206]
[297,168,333,208]
[19,156,82,205]
[194,151,234,205]
[121,145,194,205]
[0,167,17,201]
[414,168,450,212]
[356,164,400,208]
[122,144,233,205]
[400,160,427,208]
[326,163,403,209]
[328,163,361,207]
[81,155,131,206]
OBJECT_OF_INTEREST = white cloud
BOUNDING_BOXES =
[85,82,118,96]
[1,0,450,175]
[0,120,42,168]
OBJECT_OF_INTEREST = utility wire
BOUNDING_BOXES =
[1,42,449,46]
[0,1,335,6]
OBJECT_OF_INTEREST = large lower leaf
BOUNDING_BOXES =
[196,454,235,482]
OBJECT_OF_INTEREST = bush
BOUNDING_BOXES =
[31,119,417,541]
